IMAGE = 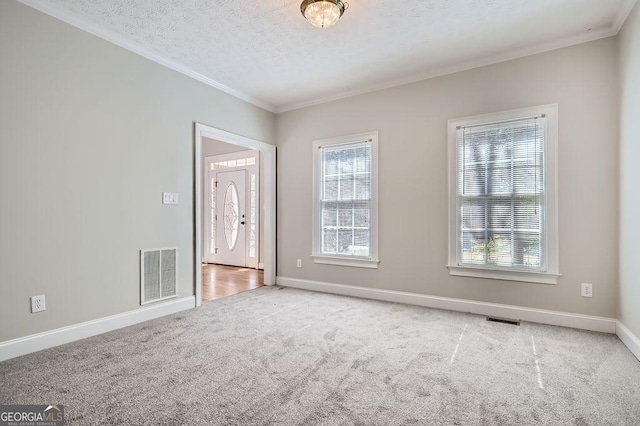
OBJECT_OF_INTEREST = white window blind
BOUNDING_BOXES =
[320,141,372,257]
[457,116,545,270]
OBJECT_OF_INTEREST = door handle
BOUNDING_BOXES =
[240,221,245,225]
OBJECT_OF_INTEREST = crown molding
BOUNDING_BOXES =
[17,0,637,115]
[16,0,277,113]
[274,23,619,113]
[613,0,638,33]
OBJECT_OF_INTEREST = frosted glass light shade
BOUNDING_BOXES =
[301,0,347,28]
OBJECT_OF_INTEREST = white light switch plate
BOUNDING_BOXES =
[162,192,179,205]
[581,283,593,298]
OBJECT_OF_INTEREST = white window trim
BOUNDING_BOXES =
[447,104,560,285]
[312,131,380,268]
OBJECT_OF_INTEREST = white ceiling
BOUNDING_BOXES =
[19,0,637,112]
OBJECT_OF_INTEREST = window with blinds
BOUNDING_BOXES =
[458,117,545,270]
[312,132,379,268]
[447,105,559,284]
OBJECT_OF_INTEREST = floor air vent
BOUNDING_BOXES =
[486,316,520,326]
[141,248,178,305]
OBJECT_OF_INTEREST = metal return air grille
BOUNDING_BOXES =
[141,248,178,305]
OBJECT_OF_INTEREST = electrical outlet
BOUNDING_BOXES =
[31,295,46,313]
[296,259,302,268]
[581,283,593,298]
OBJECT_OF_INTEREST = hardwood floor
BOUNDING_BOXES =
[202,263,264,302]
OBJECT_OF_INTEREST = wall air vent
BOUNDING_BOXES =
[140,248,178,305]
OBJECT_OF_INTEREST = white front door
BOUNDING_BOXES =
[215,170,246,267]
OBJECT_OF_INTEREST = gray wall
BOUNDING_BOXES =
[619,2,640,337]
[276,38,619,318]
[0,1,276,341]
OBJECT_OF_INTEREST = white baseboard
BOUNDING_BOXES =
[616,321,640,362]
[0,296,196,362]
[276,277,616,334]
[258,263,265,270]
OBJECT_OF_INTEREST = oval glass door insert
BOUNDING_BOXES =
[223,183,239,250]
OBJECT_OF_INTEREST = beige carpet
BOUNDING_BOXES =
[1,286,639,425]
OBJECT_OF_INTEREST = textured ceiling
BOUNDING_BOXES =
[20,0,637,112]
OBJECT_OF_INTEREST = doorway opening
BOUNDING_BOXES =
[195,123,276,306]
[204,151,260,268]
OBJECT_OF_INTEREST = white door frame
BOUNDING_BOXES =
[194,123,276,307]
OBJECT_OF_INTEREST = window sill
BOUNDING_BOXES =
[313,255,379,269]
[446,265,560,285]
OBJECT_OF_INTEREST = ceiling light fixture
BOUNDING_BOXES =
[301,0,349,28]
